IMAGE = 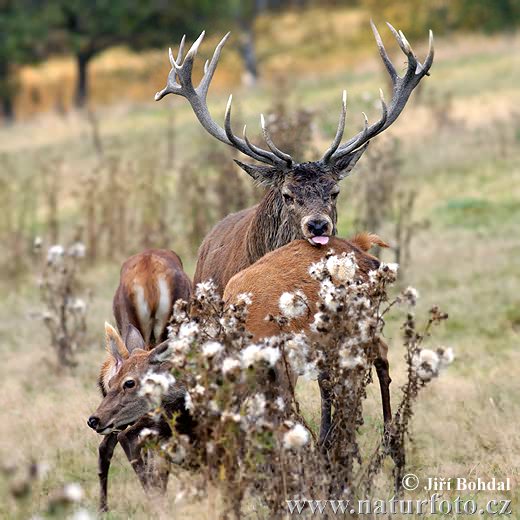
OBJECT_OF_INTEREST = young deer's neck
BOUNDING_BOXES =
[246,189,300,264]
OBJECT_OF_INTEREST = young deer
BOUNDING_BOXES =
[155,23,433,295]
[87,249,192,512]
[223,235,392,447]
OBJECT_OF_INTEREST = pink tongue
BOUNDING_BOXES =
[312,236,329,245]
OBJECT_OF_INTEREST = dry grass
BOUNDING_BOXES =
[0,4,519,518]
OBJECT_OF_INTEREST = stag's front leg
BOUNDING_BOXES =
[98,432,118,512]
[374,353,404,478]
[318,371,333,449]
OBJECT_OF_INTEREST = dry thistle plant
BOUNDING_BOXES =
[34,240,90,368]
[354,137,427,278]
[0,459,92,519]
[140,254,452,518]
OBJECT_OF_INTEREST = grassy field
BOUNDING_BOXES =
[0,6,519,519]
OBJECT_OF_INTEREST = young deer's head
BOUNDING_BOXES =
[87,324,182,435]
[155,23,433,246]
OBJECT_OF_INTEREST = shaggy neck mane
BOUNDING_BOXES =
[246,189,300,264]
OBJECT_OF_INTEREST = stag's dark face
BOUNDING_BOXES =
[279,163,339,245]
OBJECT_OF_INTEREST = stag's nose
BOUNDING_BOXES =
[307,219,329,237]
[87,416,100,430]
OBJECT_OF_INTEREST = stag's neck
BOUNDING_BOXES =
[246,189,300,264]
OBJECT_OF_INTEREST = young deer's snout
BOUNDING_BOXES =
[87,415,101,430]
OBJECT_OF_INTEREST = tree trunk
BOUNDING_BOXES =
[75,52,92,108]
[0,60,15,123]
[238,18,258,85]
[1,95,14,123]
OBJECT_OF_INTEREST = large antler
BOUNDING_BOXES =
[155,31,292,167]
[319,21,434,166]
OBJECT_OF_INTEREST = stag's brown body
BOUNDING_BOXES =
[89,249,192,512]
[224,235,392,445]
[194,190,311,292]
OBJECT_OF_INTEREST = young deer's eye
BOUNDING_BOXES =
[123,379,136,389]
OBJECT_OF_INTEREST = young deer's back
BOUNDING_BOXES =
[99,249,192,395]
[223,235,385,340]
[114,249,192,346]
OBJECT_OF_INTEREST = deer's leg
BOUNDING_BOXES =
[98,433,118,512]
[117,424,150,491]
[374,356,392,426]
[118,418,171,495]
[374,353,405,476]
[318,371,333,448]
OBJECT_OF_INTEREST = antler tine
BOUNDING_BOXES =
[260,114,293,165]
[386,23,418,78]
[243,125,278,162]
[224,95,278,164]
[422,30,434,75]
[176,35,186,64]
[370,20,397,84]
[155,32,290,166]
[321,22,433,165]
[197,32,230,99]
[322,90,347,163]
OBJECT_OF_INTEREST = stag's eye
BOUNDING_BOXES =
[282,192,294,204]
[331,191,339,201]
[123,379,136,389]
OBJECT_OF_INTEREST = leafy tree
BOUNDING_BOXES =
[52,0,227,108]
[0,0,54,121]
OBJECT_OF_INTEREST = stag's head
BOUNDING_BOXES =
[155,23,433,245]
[87,323,183,435]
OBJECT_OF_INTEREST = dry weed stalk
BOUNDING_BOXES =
[1,459,92,519]
[355,138,427,278]
[141,254,452,518]
[35,240,90,367]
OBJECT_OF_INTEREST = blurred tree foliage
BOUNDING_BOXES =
[360,0,520,38]
[0,0,517,120]
[0,0,57,122]
[52,0,227,108]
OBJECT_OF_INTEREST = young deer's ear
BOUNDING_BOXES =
[105,322,129,363]
[124,324,146,354]
[149,340,171,365]
[334,143,369,180]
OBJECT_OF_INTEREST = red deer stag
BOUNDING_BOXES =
[223,235,392,447]
[87,249,192,512]
[155,23,433,294]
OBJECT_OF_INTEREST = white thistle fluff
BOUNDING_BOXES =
[140,371,175,404]
[202,341,224,358]
[283,423,310,449]
[279,290,308,319]
[325,253,357,282]
[222,357,241,375]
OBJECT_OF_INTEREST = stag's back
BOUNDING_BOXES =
[224,236,384,340]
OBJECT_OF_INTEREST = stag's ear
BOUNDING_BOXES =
[333,143,369,180]
[149,340,171,365]
[124,324,146,354]
[105,322,129,364]
[234,160,283,187]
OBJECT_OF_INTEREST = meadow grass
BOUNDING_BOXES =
[0,7,519,518]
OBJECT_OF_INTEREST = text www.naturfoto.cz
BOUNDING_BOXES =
[286,496,513,515]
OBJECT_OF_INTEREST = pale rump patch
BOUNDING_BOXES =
[154,277,172,342]
[134,283,152,344]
